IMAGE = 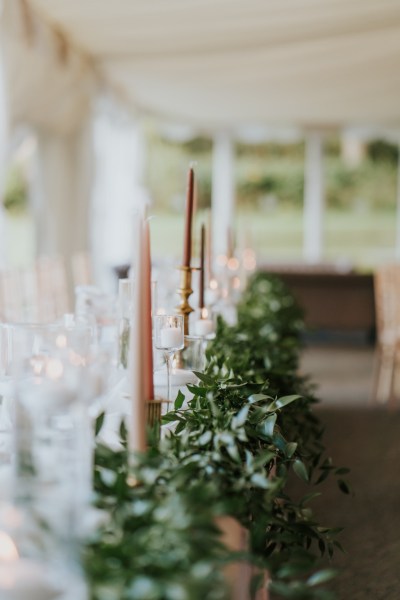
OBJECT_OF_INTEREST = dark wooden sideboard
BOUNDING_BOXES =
[260,267,376,343]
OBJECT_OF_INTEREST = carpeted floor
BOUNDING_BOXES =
[309,407,400,599]
[292,345,400,599]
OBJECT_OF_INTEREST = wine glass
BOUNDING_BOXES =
[154,315,184,404]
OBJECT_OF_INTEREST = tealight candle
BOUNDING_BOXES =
[160,327,182,349]
[193,319,214,337]
[0,530,62,600]
[0,559,62,600]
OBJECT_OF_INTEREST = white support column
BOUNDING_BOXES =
[211,132,235,259]
[34,124,92,259]
[91,105,150,291]
[0,22,9,268]
[32,121,93,301]
[395,141,400,261]
[303,132,325,263]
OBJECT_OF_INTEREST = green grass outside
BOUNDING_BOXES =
[151,207,397,272]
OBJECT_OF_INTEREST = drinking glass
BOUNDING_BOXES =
[7,323,96,522]
[153,315,184,404]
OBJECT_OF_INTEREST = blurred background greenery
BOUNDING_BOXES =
[146,131,397,269]
[3,131,398,270]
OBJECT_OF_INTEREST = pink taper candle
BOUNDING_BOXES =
[199,224,205,310]
[183,167,195,267]
[129,214,154,453]
[143,219,154,401]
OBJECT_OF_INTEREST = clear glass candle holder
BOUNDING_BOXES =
[153,315,184,404]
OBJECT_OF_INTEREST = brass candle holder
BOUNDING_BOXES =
[147,398,164,427]
[176,265,195,336]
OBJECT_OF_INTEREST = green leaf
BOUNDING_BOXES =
[174,390,185,410]
[307,569,338,587]
[253,450,275,469]
[275,394,301,409]
[285,442,298,458]
[95,412,105,436]
[193,371,214,385]
[226,443,241,463]
[250,572,265,598]
[248,393,269,404]
[198,430,212,446]
[251,473,270,489]
[335,467,350,475]
[315,469,331,485]
[338,479,351,494]
[293,459,309,482]
[261,413,277,438]
[232,405,249,428]
[161,412,179,423]
[300,492,322,506]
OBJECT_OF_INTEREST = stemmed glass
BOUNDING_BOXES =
[154,315,184,404]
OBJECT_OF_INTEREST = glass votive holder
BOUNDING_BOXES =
[0,501,88,600]
[191,307,216,338]
[180,335,206,372]
[117,279,133,369]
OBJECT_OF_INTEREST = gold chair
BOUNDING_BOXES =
[372,264,400,407]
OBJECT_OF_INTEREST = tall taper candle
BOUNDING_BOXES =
[143,219,154,401]
[199,224,205,309]
[183,167,195,267]
[206,208,213,284]
[227,226,234,260]
[129,215,147,453]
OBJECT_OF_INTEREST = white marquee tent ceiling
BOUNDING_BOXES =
[11,0,400,131]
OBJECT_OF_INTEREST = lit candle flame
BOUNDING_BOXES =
[227,257,239,271]
[201,307,209,320]
[209,278,218,290]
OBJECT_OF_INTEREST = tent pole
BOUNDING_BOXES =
[395,141,400,261]
[303,131,325,263]
[0,39,8,267]
[211,132,235,261]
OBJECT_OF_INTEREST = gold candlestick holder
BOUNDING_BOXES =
[176,266,195,336]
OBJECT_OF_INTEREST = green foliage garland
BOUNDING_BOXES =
[84,273,348,600]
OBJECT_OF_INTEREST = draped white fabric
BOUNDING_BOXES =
[91,100,150,290]
[0,9,9,267]
[27,0,400,129]
[0,3,8,188]
[0,0,96,271]
[2,0,400,276]
[2,0,95,135]
[33,123,93,296]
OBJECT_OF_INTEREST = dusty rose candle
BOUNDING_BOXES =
[199,224,205,310]
[183,167,195,267]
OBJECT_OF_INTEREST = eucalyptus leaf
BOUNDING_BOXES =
[198,430,212,446]
[285,442,298,458]
[275,394,301,409]
[307,569,338,587]
[293,459,309,482]
[95,412,105,437]
[174,390,185,410]
[261,413,277,438]
[248,393,269,403]
[232,405,249,429]
[338,479,351,494]
[86,273,347,600]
